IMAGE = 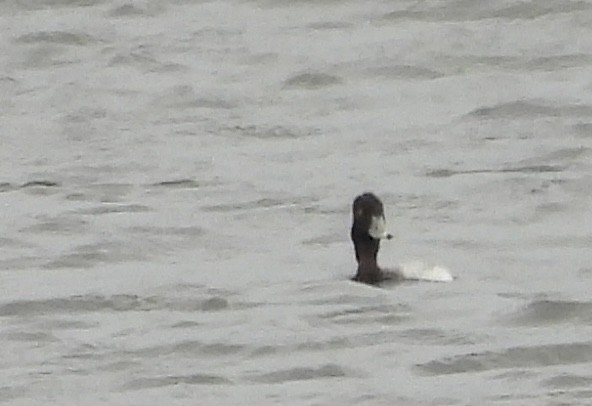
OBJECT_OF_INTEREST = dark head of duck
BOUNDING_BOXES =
[350,193,393,285]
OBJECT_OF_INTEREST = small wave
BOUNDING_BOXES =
[150,179,201,188]
[248,363,348,383]
[397,328,476,346]
[228,124,320,139]
[417,341,592,375]
[319,304,410,325]
[543,373,592,390]
[425,165,563,178]
[22,216,88,234]
[465,100,592,120]
[108,3,163,17]
[74,203,151,215]
[15,31,97,46]
[0,289,235,317]
[0,180,60,193]
[121,373,231,391]
[21,180,60,188]
[382,1,591,22]
[504,299,592,326]
[283,72,343,89]
[0,182,15,192]
[366,64,444,80]
[308,21,352,30]
[0,294,146,316]
[202,195,311,213]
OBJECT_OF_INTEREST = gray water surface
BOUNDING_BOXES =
[2,0,592,404]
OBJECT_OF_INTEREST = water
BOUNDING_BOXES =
[2,0,592,404]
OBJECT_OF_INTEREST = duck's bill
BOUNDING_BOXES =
[369,215,393,240]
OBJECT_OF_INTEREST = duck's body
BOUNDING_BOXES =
[350,193,399,285]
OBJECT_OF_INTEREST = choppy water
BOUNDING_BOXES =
[2,0,592,404]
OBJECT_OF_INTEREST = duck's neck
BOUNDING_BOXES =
[352,234,382,284]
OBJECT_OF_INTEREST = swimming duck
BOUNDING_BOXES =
[351,192,398,285]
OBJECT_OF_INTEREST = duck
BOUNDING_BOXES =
[350,192,400,285]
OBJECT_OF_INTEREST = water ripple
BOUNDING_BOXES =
[248,363,348,383]
[425,165,564,178]
[418,341,592,375]
[504,300,592,326]
[543,373,592,389]
[466,100,592,120]
[283,72,343,89]
[383,1,591,22]
[0,291,235,317]
[149,179,201,188]
[121,373,231,390]
[15,31,98,46]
